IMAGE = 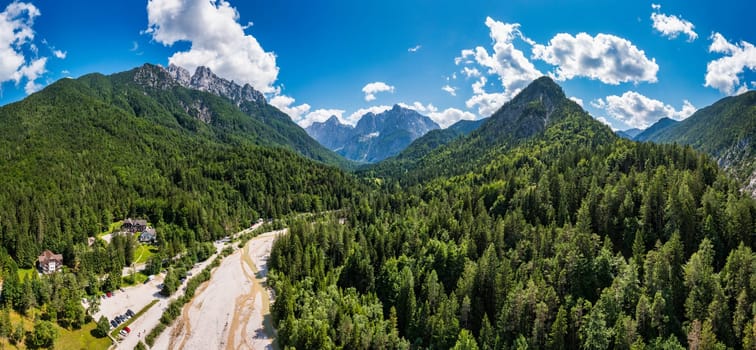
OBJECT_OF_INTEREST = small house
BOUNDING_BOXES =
[38,250,63,274]
[122,218,148,233]
[139,227,157,244]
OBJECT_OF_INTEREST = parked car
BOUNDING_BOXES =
[110,320,118,328]
[126,309,135,317]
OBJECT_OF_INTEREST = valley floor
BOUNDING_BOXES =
[152,229,284,350]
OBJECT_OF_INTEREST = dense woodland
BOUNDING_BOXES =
[271,139,756,349]
[268,80,756,349]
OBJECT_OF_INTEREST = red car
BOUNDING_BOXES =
[106,292,112,298]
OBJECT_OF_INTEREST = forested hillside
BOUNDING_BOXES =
[636,91,756,196]
[0,66,356,268]
[269,78,756,349]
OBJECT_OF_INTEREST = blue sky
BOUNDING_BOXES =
[1,0,754,130]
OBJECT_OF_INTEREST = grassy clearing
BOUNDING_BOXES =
[133,244,157,264]
[2,310,111,350]
[57,321,112,350]
[110,299,158,338]
[122,271,149,286]
[97,221,123,238]
[17,268,34,281]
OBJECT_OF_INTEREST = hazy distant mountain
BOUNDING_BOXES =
[305,116,354,150]
[306,104,440,163]
[616,128,642,139]
[387,118,487,164]
[635,91,756,195]
[633,117,679,142]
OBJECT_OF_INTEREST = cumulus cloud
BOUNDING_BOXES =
[591,91,696,129]
[294,108,347,128]
[0,1,49,94]
[345,105,393,125]
[145,0,279,93]
[408,45,421,53]
[269,94,312,123]
[428,107,477,128]
[361,81,394,101]
[532,32,659,84]
[469,18,541,97]
[456,17,542,117]
[442,85,456,96]
[569,96,584,107]
[705,33,756,95]
[595,116,617,130]
[52,49,66,59]
[650,5,697,42]
[462,67,481,78]
[465,76,508,117]
[399,101,477,128]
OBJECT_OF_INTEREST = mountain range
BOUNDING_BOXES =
[305,104,440,163]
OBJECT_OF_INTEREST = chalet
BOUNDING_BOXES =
[139,227,157,244]
[122,218,148,233]
[38,250,63,274]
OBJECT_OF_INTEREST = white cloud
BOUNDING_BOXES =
[0,1,49,95]
[345,105,393,125]
[471,18,541,97]
[399,101,477,128]
[130,41,139,52]
[408,45,421,53]
[532,32,659,84]
[442,84,456,96]
[457,17,542,117]
[455,49,475,65]
[145,0,279,93]
[591,91,695,129]
[569,96,584,107]
[297,108,346,128]
[461,67,481,78]
[269,94,311,123]
[595,116,617,130]
[650,6,697,42]
[465,76,508,116]
[361,81,394,101]
[705,33,756,95]
[428,107,477,128]
[52,49,66,59]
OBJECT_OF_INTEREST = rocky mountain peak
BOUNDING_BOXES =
[133,63,266,106]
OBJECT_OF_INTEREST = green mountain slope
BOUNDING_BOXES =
[0,65,356,267]
[638,91,756,194]
[633,117,679,142]
[365,76,616,183]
